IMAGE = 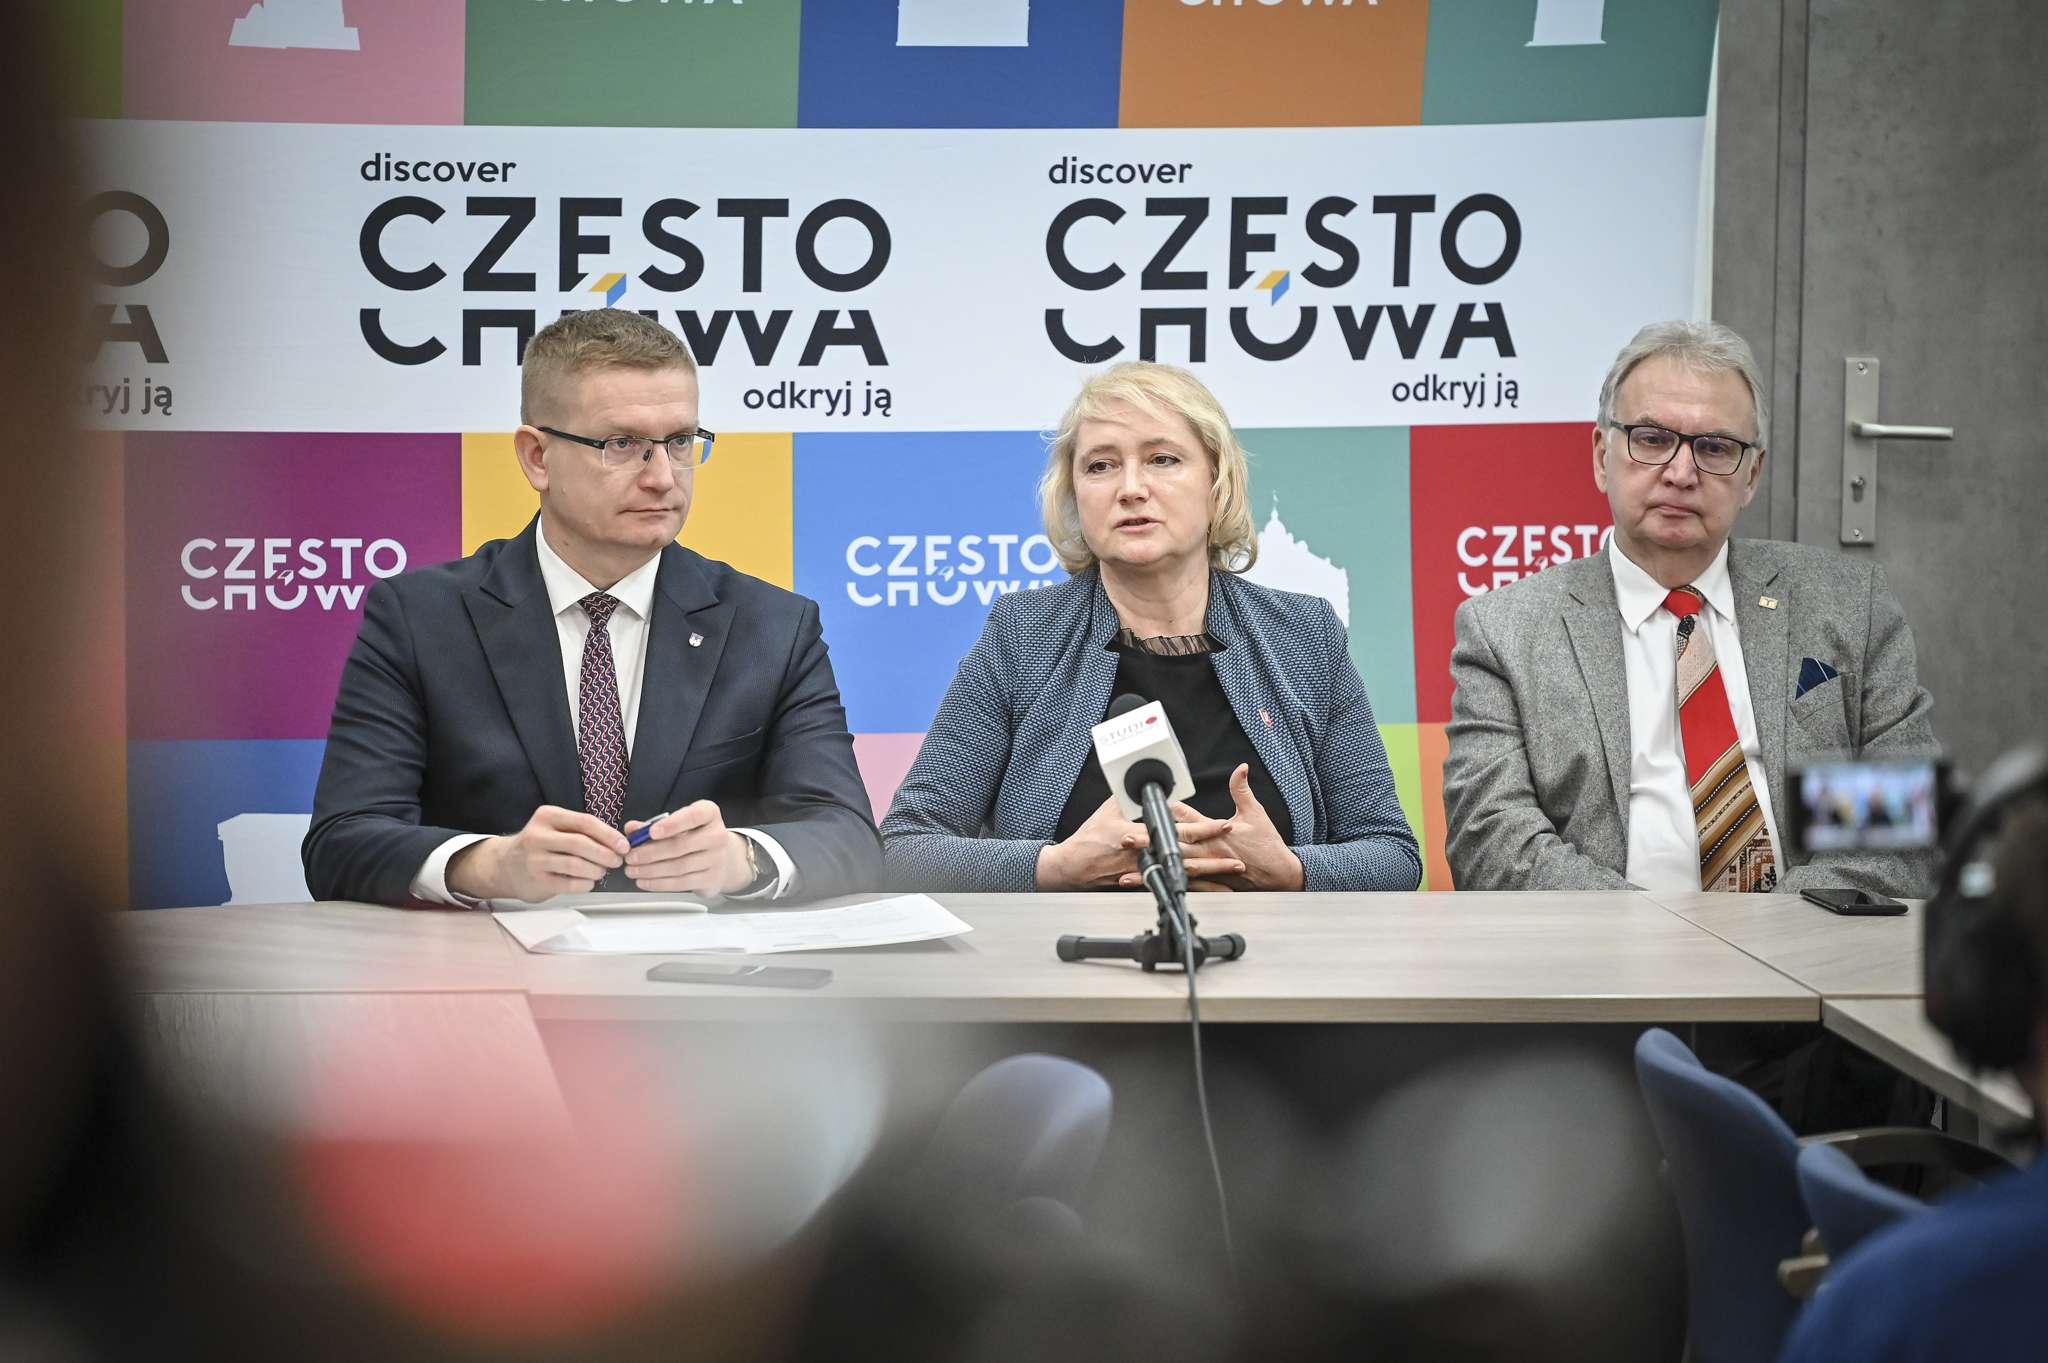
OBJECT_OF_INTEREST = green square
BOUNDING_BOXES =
[55,0,123,119]
[465,0,801,129]
[1243,426,1416,725]
[1422,0,1719,125]
[1379,723,1427,883]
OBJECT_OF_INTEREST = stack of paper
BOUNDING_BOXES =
[492,894,971,956]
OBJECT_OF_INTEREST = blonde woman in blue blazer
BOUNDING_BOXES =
[881,363,1421,894]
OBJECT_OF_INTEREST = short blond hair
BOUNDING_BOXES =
[519,308,696,425]
[1039,362,1258,575]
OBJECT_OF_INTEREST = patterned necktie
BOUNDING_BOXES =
[576,592,629,829]
[1663,587,1778,892]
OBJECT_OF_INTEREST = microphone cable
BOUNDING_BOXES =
[1143,860,1240,1289]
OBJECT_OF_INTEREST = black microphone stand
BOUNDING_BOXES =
[1056,853,1248,973]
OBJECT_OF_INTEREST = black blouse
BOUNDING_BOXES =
[1052,630,1294,845]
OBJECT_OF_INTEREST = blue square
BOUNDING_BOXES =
[798,0,1123,129]
[128,740,326,909]
[795,431,1062,731]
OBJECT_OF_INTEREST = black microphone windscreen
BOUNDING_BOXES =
[1107,693,1147,719]
[1124,757,1174,802]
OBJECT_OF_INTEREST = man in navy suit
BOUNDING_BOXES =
[304,309,879,907]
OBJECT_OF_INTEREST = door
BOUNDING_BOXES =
[1716,0,2048,777]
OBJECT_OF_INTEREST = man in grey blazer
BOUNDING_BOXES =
[1444,321,1937,899]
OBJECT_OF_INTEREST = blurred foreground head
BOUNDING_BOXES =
[0,3,125,1265]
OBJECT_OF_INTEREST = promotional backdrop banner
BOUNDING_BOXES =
[78,0,1720,906]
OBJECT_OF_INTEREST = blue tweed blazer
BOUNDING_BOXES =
[881,568,1422,892]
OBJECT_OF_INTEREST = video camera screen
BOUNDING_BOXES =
[1791,758,1943,853]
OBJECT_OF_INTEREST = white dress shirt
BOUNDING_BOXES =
[1609,541,1783,893]
[409,518,794,904]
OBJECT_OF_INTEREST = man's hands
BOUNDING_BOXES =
[622,801,755,898]
[447,805,629,903]
[1036,796,1245,891]
[1116,764,1304,892]
[446,801,758,902]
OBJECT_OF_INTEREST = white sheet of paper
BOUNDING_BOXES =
[491,895,971,956]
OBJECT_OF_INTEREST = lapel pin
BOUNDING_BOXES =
[1759,596,1778,610]
[1259,707,1273,728]
[689,632,704,647]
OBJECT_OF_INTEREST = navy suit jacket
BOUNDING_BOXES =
[303,519,879,905]
[881,568,1422,892]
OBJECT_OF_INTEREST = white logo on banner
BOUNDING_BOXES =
[1528,0,1605,47]
[843,533,1059,607]
[179,536,406,612]
[898,0,1028,48]
[1454,523,1611,597]
[230,0,360,51]
[1243,508,1349,622]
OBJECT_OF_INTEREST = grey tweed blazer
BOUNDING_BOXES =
[1443,539,1937,897]
[881,568,1423,892]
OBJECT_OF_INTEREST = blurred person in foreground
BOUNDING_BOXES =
[882,361,1420,893]
[1444,320,1937,899]
[1777,789,2048,1363]
[303,308,879,907]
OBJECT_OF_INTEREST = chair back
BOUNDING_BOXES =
[1796,1141,1924,1259]
[925,1054,1112,1223]
[1634,1027,1807,1363]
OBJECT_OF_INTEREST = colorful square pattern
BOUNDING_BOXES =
[123,0,465,124]
[125,433,462,741]
[799,0,1123,129]
[466,0,801,129]
[1120,0,1431,129]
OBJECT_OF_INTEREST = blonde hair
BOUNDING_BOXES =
[1039,362,1259,575]
[520,308,696,425]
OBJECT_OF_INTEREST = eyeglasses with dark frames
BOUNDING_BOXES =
[537,426,716,469]
[1603,420,1758,476]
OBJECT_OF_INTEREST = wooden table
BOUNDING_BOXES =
[1822,997,2034,1135]
[1642,891,1923,998]
[122,893,1819,1025]
[124,893,2033,1138]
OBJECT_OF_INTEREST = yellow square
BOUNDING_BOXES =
[460,432,793,589]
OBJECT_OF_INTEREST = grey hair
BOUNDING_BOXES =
[1597,320,1769,448]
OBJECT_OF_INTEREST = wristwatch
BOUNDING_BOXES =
[735,834,776,897]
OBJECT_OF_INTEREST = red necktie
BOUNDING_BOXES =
[1663,587,1778,892]
[576,592,629,829]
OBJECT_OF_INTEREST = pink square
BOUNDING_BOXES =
[853,734,928,824]
[124,0,463,124]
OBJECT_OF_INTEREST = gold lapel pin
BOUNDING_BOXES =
[1759,596,1778,610]
[689,632,704,647]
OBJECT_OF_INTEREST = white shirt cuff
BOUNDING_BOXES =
[728,828,796,900]
[410,833,493,907]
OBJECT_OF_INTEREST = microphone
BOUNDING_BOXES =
[1091,694,1196,895]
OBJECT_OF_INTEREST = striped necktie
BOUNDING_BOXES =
[1663,586,1778,892]
[576,591,629,829]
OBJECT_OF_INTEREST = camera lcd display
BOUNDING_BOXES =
[1794,759,1941,852]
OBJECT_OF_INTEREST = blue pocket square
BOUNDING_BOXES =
[1796,657,1840,698]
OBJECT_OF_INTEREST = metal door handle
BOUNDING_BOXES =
[1840,358,1957,545]
[1850,421,1954,441]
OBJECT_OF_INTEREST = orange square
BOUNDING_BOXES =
[1418,722,1454,891]
[1121,0,1430,128]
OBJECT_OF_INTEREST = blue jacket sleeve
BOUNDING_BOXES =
[879,599,1050,891]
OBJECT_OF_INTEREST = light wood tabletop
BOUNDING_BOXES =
[1641,891,1922,999]
[117,893,1819,1024]
[120,900,526,994]
[1822,997,2034,1132]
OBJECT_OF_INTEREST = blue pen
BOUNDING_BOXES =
[627,813,669,848]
